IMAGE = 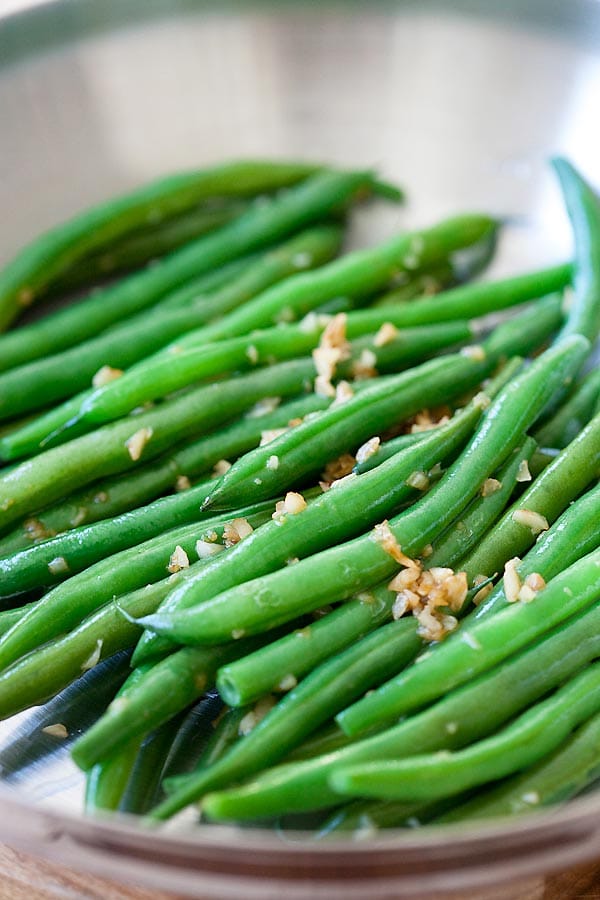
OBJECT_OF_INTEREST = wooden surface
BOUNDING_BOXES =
[0,843,599,899]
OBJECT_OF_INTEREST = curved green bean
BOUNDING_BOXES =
[534,367,600,449]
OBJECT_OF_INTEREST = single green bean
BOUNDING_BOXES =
[459,412,600,585]
[149,610,421,820]
[337,547,600,737]
[0,357,317,531]
[553,158,600,344]
[119,714,189,815]
[0,500,274,668]
[439,709,600,822]
[0,159,323,330]
[196,597,600,821]
[159,697,228,782]
[330,659,600,804]
[140,337,584,647]
[0,600,38,638]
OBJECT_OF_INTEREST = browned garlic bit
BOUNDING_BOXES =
[503,557,522,602]
[125,426,153,461]
[168,545,190,573]
[406,471,430,491]
[388,561,468,642]
[351,348,378,380]
[246,397,281,417]
[175,475,192,492]
[92,365,123,388]
[355,436,381,465]
[195,539,226,559]
[330,472,358,490]
[517,571,546,603]
[71,507,87,527]
[212,459,232,477]
[408,408,451,433]
[312,313,350,397]
[320,453,356,490]
[481,477,502,497]
[48,556,69,575]
[24,517,55,542]
[332,380,355,405]
[42,723,69,738]
[373,322,399,347]
[260,428,288,446]
[223,517,254,547]
[272,491,308,520]
[238,696,276,735]
[512,508,549,536]
[516,459,532,482]
[372,520,419,568]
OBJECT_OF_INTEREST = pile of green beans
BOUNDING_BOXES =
[0,154,598,841]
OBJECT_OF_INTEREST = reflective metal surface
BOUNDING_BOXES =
[1,1,600,896]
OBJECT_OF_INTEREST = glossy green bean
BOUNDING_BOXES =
[337,546,600,737]
[149,610,421,820]
[132,356,519,665]
[553,158,600,344]
[330,659,600,804]
[196,597,600,821]
[159,698,230,782]
[0,224,344,421]
[0,159,323,330]
[140,337,584,647]
[459,412,600,585]
[0,600,37,638]
[0,499,274,668]
[119,714,189,815]
[0,357,317,531]
[439,709,600,822]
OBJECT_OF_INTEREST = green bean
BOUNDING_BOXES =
[0,159,323,330]
[71,634,272,772]
[459,412,600,585]
[439,709,600,822]
[330,659,600,804]
[196,596,600,821]
[85,667,149,813]
[217,588,398,708]
[0,225,344,421]
[0,499,274,667]
[318,798,430,834]
[204,296,563,510]
[0,600,38,638]
[0,393,332,551]
[60,202,246,293]
[424,437,537,568]
[132,356,519,665]
[78,317,473,428]
[553,158,600,344]
[139,336,584,647]
[0,577,176,718]
[160,697,229,781]
[353,431,437,475]
[285,724,353,763]
[337,546,600,738]
[373,262,570,323]
[534,367,600,449]
[148,610,421,820]
[0,357,317,531]
[150,256,260,311]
